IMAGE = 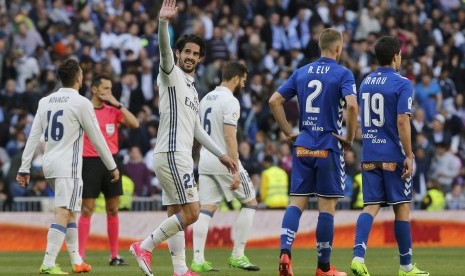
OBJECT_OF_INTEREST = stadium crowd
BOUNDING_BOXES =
[0,0,465,211]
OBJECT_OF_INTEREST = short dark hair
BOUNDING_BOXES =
[374,36,401,66]
[222,61,248,81]
[91,74,112,88]
[57,58,81,87]
[175,34,206,57]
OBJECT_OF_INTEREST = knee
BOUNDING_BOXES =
[183,207,200,226]
[106,206,118,216]
[81,205,93,217]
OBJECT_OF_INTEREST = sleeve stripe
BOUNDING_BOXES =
[160,64,174,75]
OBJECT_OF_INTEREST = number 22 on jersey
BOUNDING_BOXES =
[44,110,64,141]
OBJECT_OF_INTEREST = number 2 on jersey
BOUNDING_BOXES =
[203,107,212,135]
[44,110,64,141]
[306,80,322,113]
[362,93,385,127]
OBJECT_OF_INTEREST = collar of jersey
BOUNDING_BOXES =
[215,86,232,93]
[317,57,337,64]
[57,87,79,93]
[376,66,396,73]
[183,71,195,83]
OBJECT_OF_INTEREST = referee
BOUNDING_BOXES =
[78,75,139,265]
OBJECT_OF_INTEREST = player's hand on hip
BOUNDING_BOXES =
[159,0,178,21]
[401,156,414,180]
[16,173,30,187]
[332,132,352,150]
[283,132,299,144]
[229,173,241,190]
[219,154,238,174]
[110,168,120,183]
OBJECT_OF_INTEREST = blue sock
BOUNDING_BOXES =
[280,206,302,255]
[394,220,412,265]
[353,213,374,258]
[316,212,334,264]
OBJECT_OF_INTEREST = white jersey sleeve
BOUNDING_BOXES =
[77,100,116,171]
[19,99,45,174]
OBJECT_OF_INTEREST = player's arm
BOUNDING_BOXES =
[79,100,119,181]
[398,82,414,179]
[194,115,238,174]
[17,103,44,187]
[344,94,358,147]
[158,0,177,75]
[224,124,240,190]
[269,92,298,142]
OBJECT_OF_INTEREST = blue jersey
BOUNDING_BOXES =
[359,67,414,162]
[278,57,356,153]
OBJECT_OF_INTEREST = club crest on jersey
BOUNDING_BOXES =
[106,123,116,135]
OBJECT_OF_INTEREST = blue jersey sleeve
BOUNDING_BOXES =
[340,69,357,97]
[277,71,297,101]
[397,80,414,115]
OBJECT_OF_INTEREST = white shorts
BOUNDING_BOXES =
[198,170,256,205]
[153,152,199,205]
[48,178,83,212]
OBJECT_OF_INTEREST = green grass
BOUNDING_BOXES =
[0,247,461,275]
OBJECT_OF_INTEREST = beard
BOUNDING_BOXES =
[179,58,196,73]
[233,84,243,94]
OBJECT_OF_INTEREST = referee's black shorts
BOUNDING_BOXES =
[82,155,123,199]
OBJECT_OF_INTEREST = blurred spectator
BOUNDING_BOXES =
[123,146,153,197]
[13,22,45,57]
[415,73,442,122]
[429,141,462,192]
[0,178,12,211]
[445,183,465,210]
[13,48,40,93]
[259,155,288,209]
[421,180,446,211]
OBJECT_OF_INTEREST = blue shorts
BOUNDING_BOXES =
[362,162,412,205]
[290,146,345,197]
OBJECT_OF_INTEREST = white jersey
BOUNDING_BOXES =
[19,88,116,178]
[154,66,200,154]
[198,86,241,174]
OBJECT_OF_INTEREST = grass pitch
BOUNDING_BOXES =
[0,247,461,275]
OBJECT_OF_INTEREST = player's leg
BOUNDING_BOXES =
[131,152,199,276]
[40,178,73,274]
[66,210,92,273]
[79,157,104,259]
[280,150,313,276]
[228,170,259,271]
[106,196,127,265]
[314,151,346,276]
[351,167,384,276]
[191,174,221,272]
[102,157,125,266]
[386,163,429,275]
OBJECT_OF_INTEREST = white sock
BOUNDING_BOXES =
[353,256,365,264]
[65,223,83,265]
[141,214,183,252]
[43,224,66,267]
[232,207,255,258]
[168,231,188,275]
[193,212,213,263]
[400,264,413,272]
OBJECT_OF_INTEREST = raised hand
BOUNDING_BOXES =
[159,0,178,21]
